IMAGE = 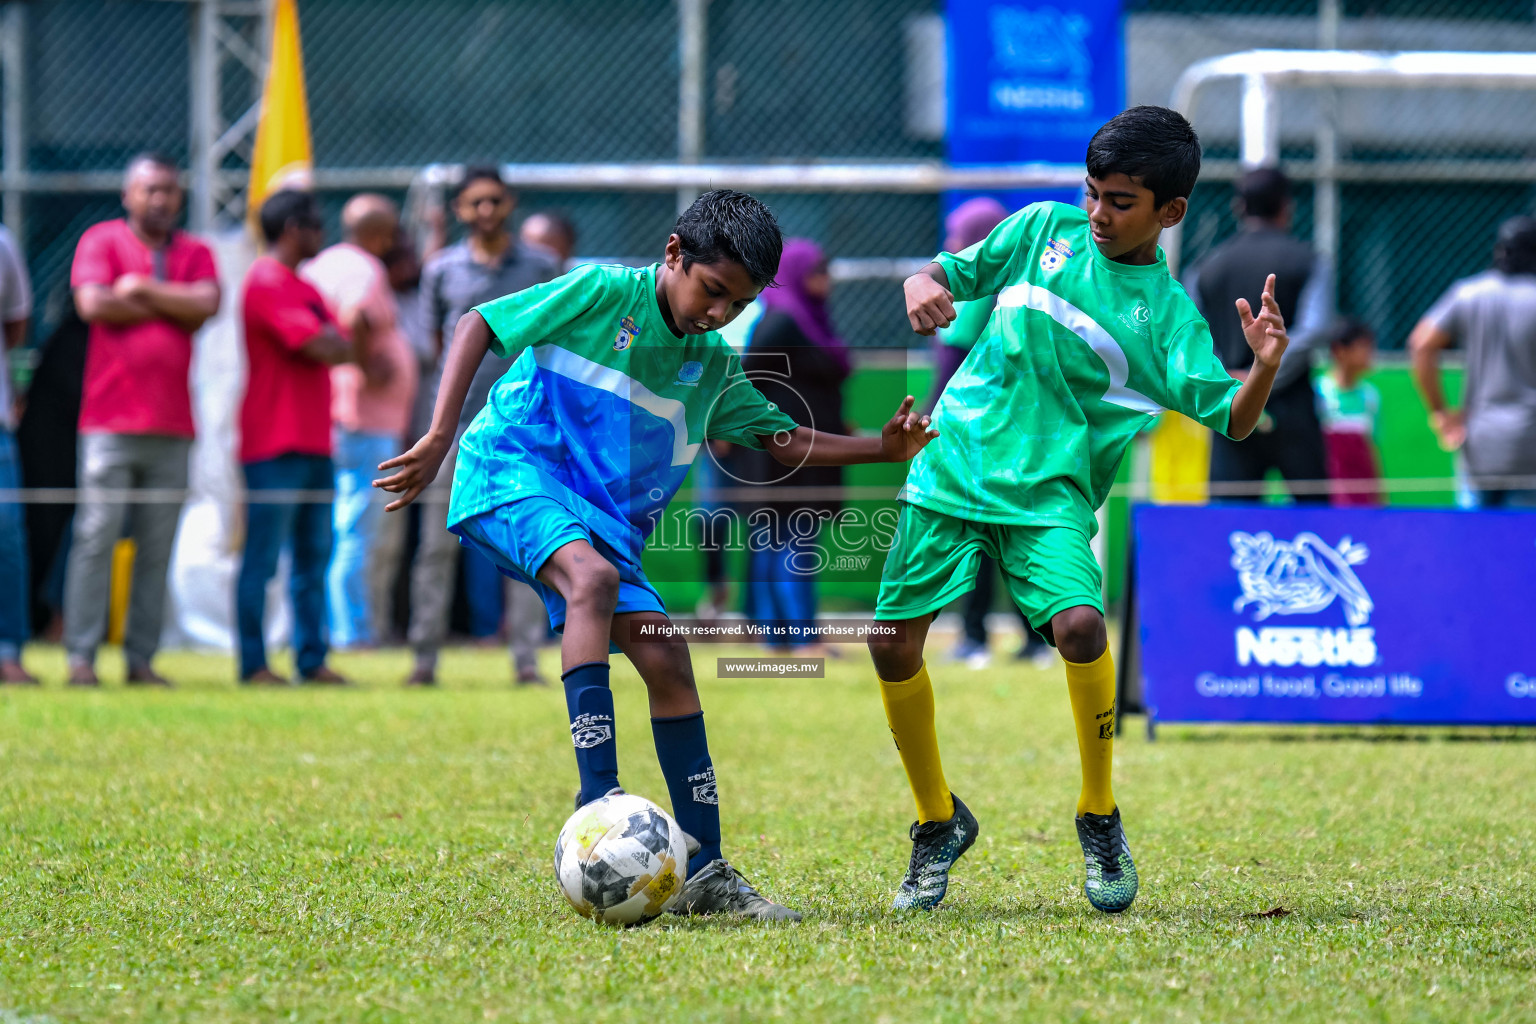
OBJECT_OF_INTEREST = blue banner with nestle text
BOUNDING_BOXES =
[944,0,1123,215]
[1135,505,1536,726]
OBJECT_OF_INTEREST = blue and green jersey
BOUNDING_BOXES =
[450,262,797,566]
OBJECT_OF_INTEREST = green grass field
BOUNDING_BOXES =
[2,641,1532,1023]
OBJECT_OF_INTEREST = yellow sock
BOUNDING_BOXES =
[1064,647,1117,817]
[878,663,954,823]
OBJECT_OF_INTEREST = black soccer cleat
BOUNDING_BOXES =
[1075,807,1139,914]
[892,794,979,911]
[670,859,802,922]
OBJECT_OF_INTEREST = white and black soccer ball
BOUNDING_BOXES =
[554,793,689,926]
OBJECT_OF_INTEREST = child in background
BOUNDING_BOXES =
[1316,317,1383,506]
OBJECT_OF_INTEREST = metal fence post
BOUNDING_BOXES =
[190,0,219,234]
[677,0,707,214]
[1315,0,1341,306]
[2,2,26,242]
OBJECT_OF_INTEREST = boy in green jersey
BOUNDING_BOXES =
[867,106,1291,914]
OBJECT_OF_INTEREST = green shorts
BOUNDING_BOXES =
[873,502,1103,633]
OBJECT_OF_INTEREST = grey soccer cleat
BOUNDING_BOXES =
[892,794,979,911]
[1075,807,1139,914]
[671,859,802,922]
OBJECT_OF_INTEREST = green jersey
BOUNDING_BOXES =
[449,262,797,565]
[937,296,996,351]
[902,201,1240,535]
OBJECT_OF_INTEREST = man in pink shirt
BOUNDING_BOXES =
[237,190,353,685]
[64,153,220,687]
[303,194,418,647]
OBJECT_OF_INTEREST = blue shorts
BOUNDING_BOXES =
[450,497,666,637]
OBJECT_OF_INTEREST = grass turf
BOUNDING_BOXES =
[1,642,1532,1023]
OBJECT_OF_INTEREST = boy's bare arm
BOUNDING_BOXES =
[1226,273,1290,440]
[763,396,938,466]
[374,309,492,510]
[904,263,957,336]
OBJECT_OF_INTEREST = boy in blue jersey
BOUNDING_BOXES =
[376,190,938,920]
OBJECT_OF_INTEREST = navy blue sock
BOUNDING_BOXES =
[652,711,721,875]
[562,662,619,806]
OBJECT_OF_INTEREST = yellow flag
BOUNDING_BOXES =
[246,0,313,235]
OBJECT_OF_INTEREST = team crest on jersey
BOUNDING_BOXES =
[676,360,704,386]
[613,315,639,351]
[1039,237,1076,273]
[1118,301,1152,337]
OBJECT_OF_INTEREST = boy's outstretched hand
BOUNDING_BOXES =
[1237,273,1289,369]
[373,432,453,512]
[881,395,940,461]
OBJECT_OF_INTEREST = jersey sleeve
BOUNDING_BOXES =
[303,248,374,317]
[185,238,218,283]
[1159,319,1243,437]
[937,296,995,351]
[419,251,449,339]
[932,203,1047,302]
[70,224,116,288]
[1423,279,1469,341]
[473,263,607,360]
[703,350,799,449]
[0,227,32,323]
[248,278,332,352]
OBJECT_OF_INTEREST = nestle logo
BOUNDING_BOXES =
[1235,627,1378,668]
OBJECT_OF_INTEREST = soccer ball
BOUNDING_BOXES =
[554,793,689,926]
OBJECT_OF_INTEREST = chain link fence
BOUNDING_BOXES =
[5,0,1536,357]
[1130,0,1536,347]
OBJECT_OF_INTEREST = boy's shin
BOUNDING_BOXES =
[1064,648,1117,817]
[652,711,721,875]
[563,661,620,805]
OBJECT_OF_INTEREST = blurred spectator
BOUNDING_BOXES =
[236,190,351,685]
[1410,215,1536,508]
[457,209,586,673]
[18,284,88,644]
[389,231,437,445]
[403,167,558,686]
[0,222,34,683]
[1316,318,1383,507]
[519,211,576,266]
[924,198,1052,669]
[303,194,419,649]
[1185,167,1331,503]
[63,153,220,687]
[739,239,849,653]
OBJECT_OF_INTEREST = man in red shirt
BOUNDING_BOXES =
[236,190,353,685]
[64,153,220,687]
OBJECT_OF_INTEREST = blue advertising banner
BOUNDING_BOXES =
[1134,505,1536,726]
[945,0,1123,212]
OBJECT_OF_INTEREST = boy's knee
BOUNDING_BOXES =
[1051,605,1106,664]
[867,634,918,681]
[569,561,621,610]
[645,651,696,696]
